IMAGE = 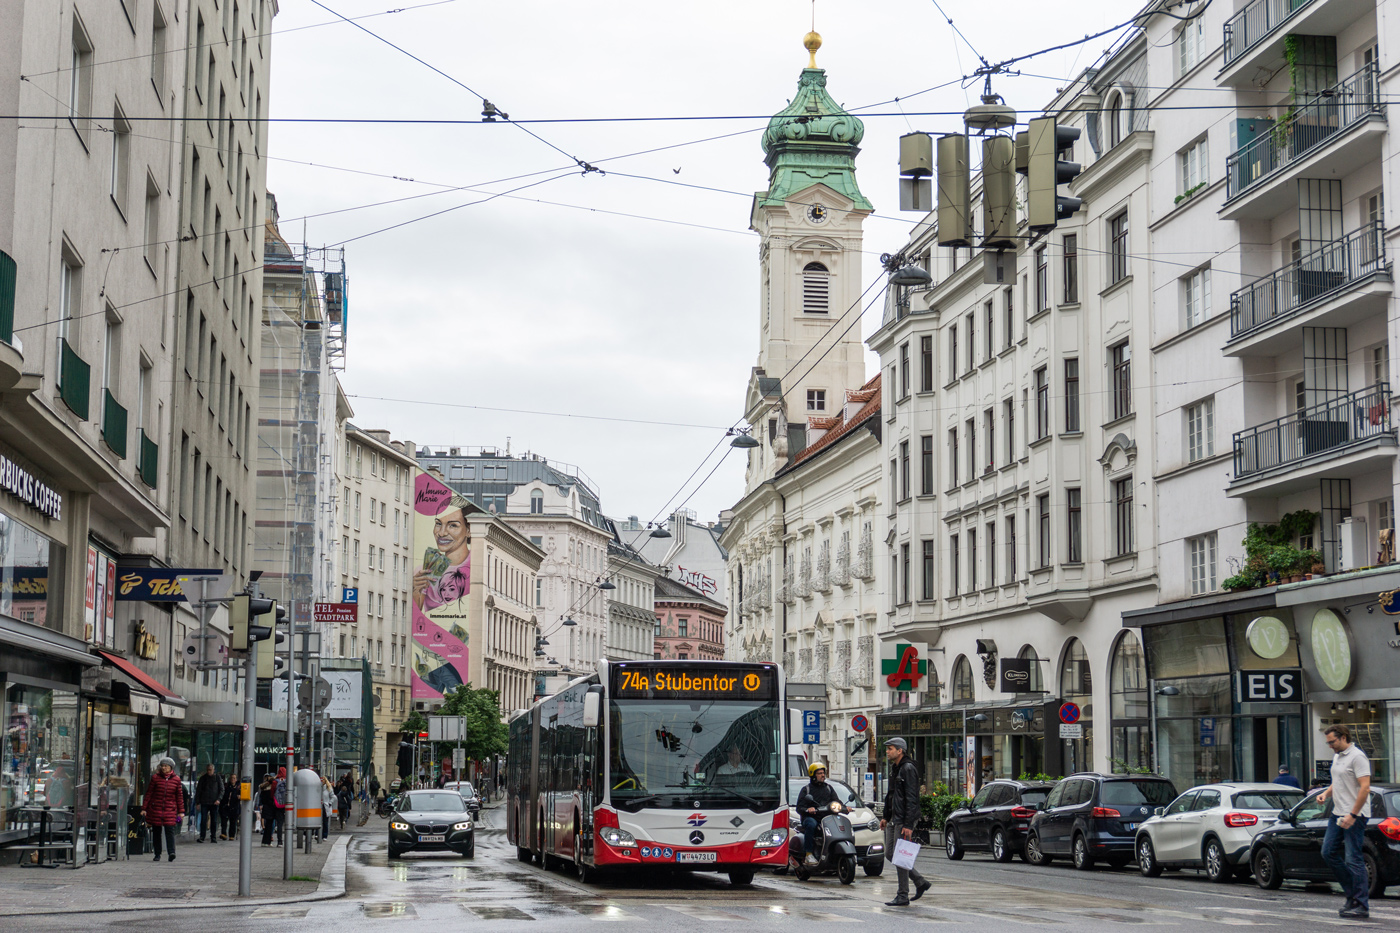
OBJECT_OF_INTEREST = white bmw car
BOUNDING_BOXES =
[1135,782,1304,882]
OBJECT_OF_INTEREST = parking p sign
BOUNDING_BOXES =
[802,710,821,744]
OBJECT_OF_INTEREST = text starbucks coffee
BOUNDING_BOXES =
[0,454,61,520]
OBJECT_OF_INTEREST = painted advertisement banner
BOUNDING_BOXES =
[410,470,471,699]
[85,545,117,648]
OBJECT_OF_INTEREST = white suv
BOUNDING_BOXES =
[1136,782,1305,882]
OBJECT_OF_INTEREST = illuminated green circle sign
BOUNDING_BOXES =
[1246,616,1291,660]
[1310,608,1353,691]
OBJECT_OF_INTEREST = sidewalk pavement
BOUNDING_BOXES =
[1,822,353,915]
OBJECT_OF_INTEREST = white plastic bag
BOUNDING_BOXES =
[892,838,921,869]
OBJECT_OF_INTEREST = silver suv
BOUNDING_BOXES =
[1135,782,1304,882]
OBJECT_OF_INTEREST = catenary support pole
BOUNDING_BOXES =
[238,636,258,895]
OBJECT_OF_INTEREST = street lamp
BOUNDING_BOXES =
[595,577,616,591]
[648,523,672,539]
[1155,686,1180,696]
[727,428,760,449]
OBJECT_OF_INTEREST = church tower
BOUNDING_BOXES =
[742,33,872,493]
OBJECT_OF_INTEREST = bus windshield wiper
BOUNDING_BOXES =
[615,793,664,810]
[698,785,764,809]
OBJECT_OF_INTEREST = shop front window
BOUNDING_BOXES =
[1017,644,1044,694]
[1110,632,1151,771]
[951,656,975,704]
[0,512,65,631]
[1059,638,1093,773]
[3,684,81,835]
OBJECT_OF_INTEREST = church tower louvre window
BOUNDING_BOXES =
[802,262,830,313]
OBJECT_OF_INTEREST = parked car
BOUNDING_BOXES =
[787,778,884,876]
[443,780,481,815]
[1248,783,1400,898]
[388,789,475,859]
[944,780,1055,863]
[1135,783,1304,881]
[1026,772,1177,870]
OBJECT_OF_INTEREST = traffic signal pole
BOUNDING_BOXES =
[238,636,257,896]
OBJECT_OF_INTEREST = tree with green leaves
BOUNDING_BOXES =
[435,683,508,763]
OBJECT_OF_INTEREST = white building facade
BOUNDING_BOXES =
[605,538,658,661]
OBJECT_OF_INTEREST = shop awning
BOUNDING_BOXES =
[1121,588,1277,628]
[96,649,188,708]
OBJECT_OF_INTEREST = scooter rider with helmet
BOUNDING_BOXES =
[796,762,842,862]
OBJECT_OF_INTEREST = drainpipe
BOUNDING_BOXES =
[778,487,787,665]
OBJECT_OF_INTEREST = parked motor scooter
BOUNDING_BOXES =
[789,800,859,884]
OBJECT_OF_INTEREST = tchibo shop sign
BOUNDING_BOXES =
[0,454,62,520]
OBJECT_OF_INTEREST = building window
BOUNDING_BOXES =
[1178,17,1206,74]
[1003,286,1014,347]
[921,539,935,599]
[1114,477,1134,555]
[964,418,975,482]
[949,534,960,596]
[110,106,131,212]
[984,408,995,474]
[967,528,977,591]
[1374,344,1390,387]
[1034,246,1048,312]
[1110,631,1151,771]
[1006,515,1017,582]
[920,435,933,495]
[1111,341,1132,419]
[1004,398,1015,463]
[1107,93,1124,148]
[806,389,826,411]
[1188,533,1217,594]
[1186,398,1215,462]
[1062,234,1078,304]
[1066,488,1082,563]
[899,342,910,398]
[1184,267,1211,328]
[1109,211,1129,284]
[987,522,997,585]
[1037,494,1051,568]
[899,440,910,500]
[678,618,687,637]
[948,428,959,487]
[1034,367,1049,439]
[920,335,933,391]
[68,18,93,141]
[1064,358,1080,432]
[802,262,829,313]
[1179,136,1209,195]
[965,312,975,371]
[948,324,958,379]
[530,489,544,514]
[900,543,910,603]
[984,299,994,360]
[952,655,974,703]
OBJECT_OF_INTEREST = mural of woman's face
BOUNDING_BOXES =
[433,508,470,562]
[438,567,468,602]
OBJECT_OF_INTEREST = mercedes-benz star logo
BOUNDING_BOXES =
[689,830,705,845]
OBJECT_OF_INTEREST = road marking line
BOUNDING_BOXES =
[467,905,536,921]
[656,904,747,921]
[565,904,640,921]
[763,906,858,921]
[248,907,309,919]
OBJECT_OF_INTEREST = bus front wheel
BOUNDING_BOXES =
[728,868,755,886]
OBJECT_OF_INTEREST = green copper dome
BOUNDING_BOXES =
[759,68,872,212]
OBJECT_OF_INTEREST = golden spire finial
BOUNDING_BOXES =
[803,31,822,69]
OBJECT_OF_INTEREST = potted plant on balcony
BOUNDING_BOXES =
[1266,544,1299,584]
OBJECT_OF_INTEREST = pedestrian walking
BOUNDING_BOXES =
[336,778,352,829]
[259,769,285,847]
[1273,765,1302,789]
[1318,725,1373,919]
[320,776,336,840]
[142,758,186,863]
[220,772,240,840]
[195,764,223,843]
[879,737,931,907]
[368,774,381,803]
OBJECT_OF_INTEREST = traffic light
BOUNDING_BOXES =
[898,132,933,212]
[231,593,283,649]
[256,630,287,679]
[936,134,972,247]
[1026,116,1082,232]
[981,135,1017,250]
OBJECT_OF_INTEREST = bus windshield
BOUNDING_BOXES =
[609,698,781,811]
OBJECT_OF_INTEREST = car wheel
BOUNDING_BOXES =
[1026,832,1052,866]
[991,827,1013,863]
[465,844,475,860]
[1204,838,1231,883]
[1252,847,1283,890]
[516,845,532,863]
[863,858,884,877]
[1137,836,1162,878]
[1364,851,1382,899]
[729,868,756,886]
[945,826,964,860]
[388,845,402,860]
[1072,833,1095,871]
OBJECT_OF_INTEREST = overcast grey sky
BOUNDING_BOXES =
[266,0,1137,525]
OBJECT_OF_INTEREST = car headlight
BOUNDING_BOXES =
[757,828,788,847]
[601,827,637,847]
[390,821,409,831]
[454,821,472,831]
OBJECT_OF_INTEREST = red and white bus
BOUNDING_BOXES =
[506,659,798,885]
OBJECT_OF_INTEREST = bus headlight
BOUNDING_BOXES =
[453,821,472,831]
[757,828,787,847]
[601,827,636,847]
[390,822,409,831]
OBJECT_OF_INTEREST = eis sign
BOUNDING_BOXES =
[881,641,928,693]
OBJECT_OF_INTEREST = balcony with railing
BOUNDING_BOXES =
[138,429,159,487]
[1227,222,1390,354]
[1222,63,1384,220]
[58,338,90,419]
[102,389,127,458]
[1231,383,1396,495]
[1220,0,1374,85]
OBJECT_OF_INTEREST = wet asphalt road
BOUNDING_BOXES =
[10,805,1395,931]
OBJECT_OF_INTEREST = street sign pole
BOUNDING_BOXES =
[237,578,260,898]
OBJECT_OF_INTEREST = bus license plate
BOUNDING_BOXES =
[419,834,445,842]
[677,851,717,863]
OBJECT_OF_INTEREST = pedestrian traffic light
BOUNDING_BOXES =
[936,134,972,247]
[1026,116,1082,232]
[981,135,1017,250]
[230,594,283,649]
[256,633,287,679]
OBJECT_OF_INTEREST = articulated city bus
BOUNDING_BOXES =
[507,659,799,885]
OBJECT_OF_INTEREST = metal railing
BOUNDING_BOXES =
[1225,63,1383,200]
[102,389,127,458]
[1233,383,1392,479]
[58,338,89,420]
[138,429,159,488]
[1223,0,1315,65]
[1230,222,1387,337]
[0,250,14,346]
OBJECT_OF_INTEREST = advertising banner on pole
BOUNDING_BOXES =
[323,670,363,719]
[410,470,471,699]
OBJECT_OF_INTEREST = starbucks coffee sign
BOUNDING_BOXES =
[0,453,62,520]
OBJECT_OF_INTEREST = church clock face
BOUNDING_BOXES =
[806,203,829,224]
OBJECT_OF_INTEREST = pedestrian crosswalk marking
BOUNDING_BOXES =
[764,906,857,922]
[469,905,536,920]
[566,904,640,921]
[362,901,416,919]
[655,903,748,921]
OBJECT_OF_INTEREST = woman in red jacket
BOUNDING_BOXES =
[143,757,187,862]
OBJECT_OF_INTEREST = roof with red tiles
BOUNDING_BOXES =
[782,373,882,472]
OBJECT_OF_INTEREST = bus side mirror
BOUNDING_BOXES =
[788,708,803,742]
[582,691,601,727]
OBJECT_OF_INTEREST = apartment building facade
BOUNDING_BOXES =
[605,537,659,661]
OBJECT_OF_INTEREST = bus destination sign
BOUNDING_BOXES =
[611,666,776,700]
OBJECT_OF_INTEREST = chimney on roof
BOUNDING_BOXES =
[367,429,391,444]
